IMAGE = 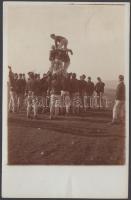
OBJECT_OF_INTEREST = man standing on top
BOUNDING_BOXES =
[111,75,125,125]
[50,34,68,50]
[95,77,105,108]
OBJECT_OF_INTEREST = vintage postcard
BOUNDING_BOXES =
[2,1,130,198]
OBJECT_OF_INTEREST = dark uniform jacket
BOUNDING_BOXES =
[50,79,62,95]
[116,81,125,101]
[22,79,26,93]
[86,81,95,96]
[79,80,87,95]
[40,78,48,95]
[61,77,71,92]
[16,79,25,94]
[70,78,80,94]
[9,71,14,87]
[33,79,42,96]
[95,81,105,95]
[26,78,35,92]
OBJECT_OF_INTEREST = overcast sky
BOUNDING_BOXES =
[4,3,128,81]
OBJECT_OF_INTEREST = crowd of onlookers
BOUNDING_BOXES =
[8,66,108,119]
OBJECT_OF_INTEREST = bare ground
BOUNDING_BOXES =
[8,110,125,165]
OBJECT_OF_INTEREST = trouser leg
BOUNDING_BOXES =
[50,95,55,118]
[55,95,61,116]
[17,94,23,112]
[12,92,17,112]
[119,102,125,122]
[113,100,120,121]
[27,104,32,118]
[9,91,14,112]
[33,102,38,117]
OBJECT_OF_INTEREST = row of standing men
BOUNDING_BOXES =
[8,68,106,119]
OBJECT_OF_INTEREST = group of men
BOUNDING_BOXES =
[8,66,107,119]
[8,34,125,124]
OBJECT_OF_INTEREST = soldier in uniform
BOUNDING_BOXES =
[95,77,105,108]
[8,66,16,112]
[9,73,18,112]
[111,75,125,124]
[33,74,42,114]
[16,73,25,112]
[8,66,13,111]
[26,72,38,119]
[79,74,87,112]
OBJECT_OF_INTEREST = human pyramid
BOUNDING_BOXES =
[8,34,109,120]
[49,34,73,75]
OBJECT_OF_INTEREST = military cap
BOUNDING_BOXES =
[119,75,124,80]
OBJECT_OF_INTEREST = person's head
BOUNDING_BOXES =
[69,73,73,79]
[19,73,22,79]
[14,73,18,79]
[8,65,12,71]
[37,74,40,79]
[88,76,91,81]
[28,72,34,79]
[43,73,47,79]
[72,73,76,79]
[50,34,56,39]
[65,73,70,79]
[82,74,86,80]
[97,77,101,82]
[119,75,124,82]
[80,75,82,80]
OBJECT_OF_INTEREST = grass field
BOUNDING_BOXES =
[8,108,125,165]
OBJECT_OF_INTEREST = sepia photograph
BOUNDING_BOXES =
[2,1,129,198]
